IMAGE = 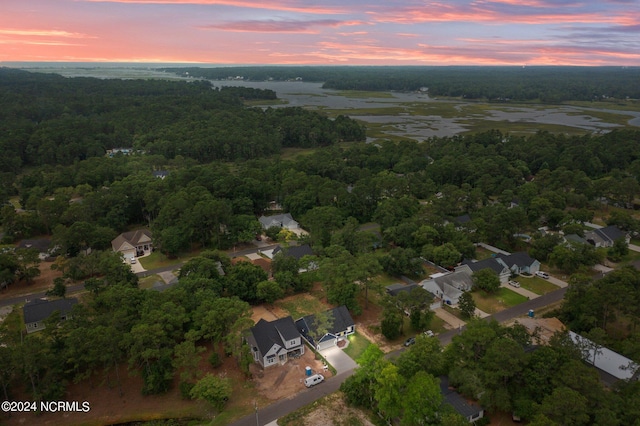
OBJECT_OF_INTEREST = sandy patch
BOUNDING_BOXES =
[251,349,332,401]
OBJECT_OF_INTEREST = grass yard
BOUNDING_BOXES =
[138,274,162,289]
[429,315,448,334]
[275,296,328,320]
[343,331,372,361]
[472,288,528,314]
[518,277,562,295]
[138,251,186,270]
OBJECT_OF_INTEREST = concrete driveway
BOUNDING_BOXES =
[320,345,357,374]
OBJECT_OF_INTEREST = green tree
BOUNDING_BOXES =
[375,362,404,421]
[46,277,67,298]
[15,248,41,284]
[256,280,285,305]
[401,371,442,426]
[190,374,232,411]
[472,269,500,293]
[458,291,476,319]
[381,309,403,340]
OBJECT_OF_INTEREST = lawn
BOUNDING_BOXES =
[138,274,162,289]
[472,288,528,314]
[138,251,187,270]
[343,331,372,361]
[517,277,561,295]
[275,296,328,320]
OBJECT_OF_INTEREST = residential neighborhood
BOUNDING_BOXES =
[1,69,640,426]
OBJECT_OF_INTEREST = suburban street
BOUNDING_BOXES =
[231,282,570,426]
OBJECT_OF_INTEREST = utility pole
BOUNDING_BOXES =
[254,400,259,426]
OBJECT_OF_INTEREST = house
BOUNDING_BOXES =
[296,306,355,351]
[272,244,317,272]
[385,282,419,297]
[152,170,169,179]
[246,316,304,368]
[585,225,629,248]
[564,233,590,246]
[456,257,511,284]
[23,298,78,333]
[420,271,474,306]
[111,229,153,260]
[440,376,485,423]
[273,244,313,261]
[258,213,300,231]
[17,238,54,260]
[495,251,541,275]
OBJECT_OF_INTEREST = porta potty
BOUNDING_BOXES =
[305,366,312,376]
[528,309,534,318]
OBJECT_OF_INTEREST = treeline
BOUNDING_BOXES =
[0,68,364,172]
[162,65,640,102]
[0,249,297,402]
[341,320,640,425]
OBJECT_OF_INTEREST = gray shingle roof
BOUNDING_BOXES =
[439,376,484,419]
[273,244,313,260]
[385,283,419,296]
[23,298,78,324]
[296,306,355,341]
[464,258,505,274]
[495,251,536,268]
[250,316,299,356]
[596,225,626,242]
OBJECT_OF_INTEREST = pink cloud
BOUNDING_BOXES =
[80,0,347,14]
[200,19,366,33]
[368,2,635,26]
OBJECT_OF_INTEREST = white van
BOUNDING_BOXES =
[536,271,549,279]
[304,374,324,388]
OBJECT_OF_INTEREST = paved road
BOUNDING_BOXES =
[230,283,570,426]
[231,369,355,426]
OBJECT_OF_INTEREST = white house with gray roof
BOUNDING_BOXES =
[246,316,304,368]
[258,213,300,231]
[420,271,474,306]
[585,225,629,248]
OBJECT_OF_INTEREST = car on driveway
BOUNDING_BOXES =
[130,257,137,264]
[404,337,416,346]
[424,330,435,337]
[536,271,549,279]
[508,280,520,288]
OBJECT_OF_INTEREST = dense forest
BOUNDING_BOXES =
[1,69,640,424]
[162,65,640,102]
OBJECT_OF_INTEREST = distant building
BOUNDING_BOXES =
[111,229,153,260]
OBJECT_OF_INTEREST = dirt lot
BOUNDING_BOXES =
[251,350,332,401]
[0,261,63,300]
[280,392,376,426]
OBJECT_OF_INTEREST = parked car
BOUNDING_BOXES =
[404,337,416,346]
[508,280,521,288]
[424,330,435,337]
[536,271,549,279]
[130,257,137,264]
[304,374,324,388]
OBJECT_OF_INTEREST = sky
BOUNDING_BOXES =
[2,0,640,66]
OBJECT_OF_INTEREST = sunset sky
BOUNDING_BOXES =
[2,0,639,65]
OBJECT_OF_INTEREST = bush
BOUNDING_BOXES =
[179,381,195,399]
[209,352,222,368]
